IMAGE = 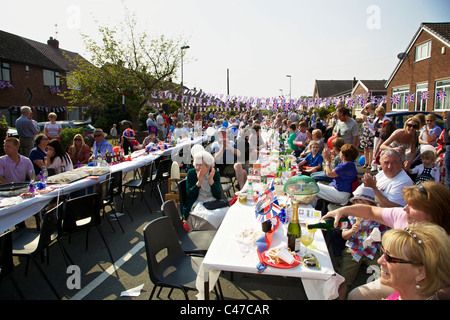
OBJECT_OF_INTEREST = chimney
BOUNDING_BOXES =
[352,77,357,88]
[47,37,59,49]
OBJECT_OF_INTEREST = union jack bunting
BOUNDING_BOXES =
[49,86,61,94]
[405,93,415,103]
[436,90,447,101]
[0,80,14,89]
[420,91,430,100]
[391,95,400,105]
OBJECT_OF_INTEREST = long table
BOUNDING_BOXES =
[0,136,206,233]
[196,200,345,300]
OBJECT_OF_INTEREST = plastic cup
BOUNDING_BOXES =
[277,247,295,264]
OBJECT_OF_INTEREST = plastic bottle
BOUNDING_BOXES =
[247,181,253,203]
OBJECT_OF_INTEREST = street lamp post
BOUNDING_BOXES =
[286,75,292,100]
[181,45,190,87]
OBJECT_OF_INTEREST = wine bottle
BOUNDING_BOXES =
[287,200,301,252]
[307,217,350,231]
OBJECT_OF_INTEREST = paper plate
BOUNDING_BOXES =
[262,251,301,269]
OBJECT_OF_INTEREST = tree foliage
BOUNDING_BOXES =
[61,8,188,131]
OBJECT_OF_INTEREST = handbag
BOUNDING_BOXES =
[203,198,229,210]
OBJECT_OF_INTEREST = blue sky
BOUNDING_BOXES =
[2,0,449,98]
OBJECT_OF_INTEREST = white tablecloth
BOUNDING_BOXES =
[196,201,344,300]
[0,136,207,233]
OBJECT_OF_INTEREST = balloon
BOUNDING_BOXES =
[327,136,337,149]
[206,126,216,137]
[222,121,228,128]
[358,156,365,166]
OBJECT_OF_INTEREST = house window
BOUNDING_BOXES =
[435,79,450,111]
[1,62,11,82]
[392,86,409,111]
[415,83,428,112]
[43,69,61,87]
[415,41,431,62]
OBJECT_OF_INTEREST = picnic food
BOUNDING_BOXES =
[264,247,296,264]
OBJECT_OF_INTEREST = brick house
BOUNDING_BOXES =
[351,79,387,117]
[0,30,89,126]
[385,22,450,115]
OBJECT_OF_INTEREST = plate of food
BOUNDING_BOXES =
[262,247,301,269]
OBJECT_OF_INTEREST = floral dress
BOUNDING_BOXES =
[360,113,376,149]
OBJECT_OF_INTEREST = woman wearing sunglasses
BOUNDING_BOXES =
[68,133,91,165]
[379,222,450,300]
[380,116,420,170]
[322,180,450,299]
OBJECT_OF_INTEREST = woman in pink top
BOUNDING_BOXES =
[323,180,450,299]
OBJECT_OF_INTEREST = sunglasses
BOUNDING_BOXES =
[94,134,103,137]
[406,123,419,129]
[416,183,428,197]
[380,246,420,265]
[426,120,434,122]
[74,138,81,141]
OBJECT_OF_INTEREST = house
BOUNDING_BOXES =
[385,22,450,115]
[0,30,89,126]
[313,78,357,99]
[351,79,387,117]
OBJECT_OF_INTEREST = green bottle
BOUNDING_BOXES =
[287,200,301,252]
[307,217,350,231]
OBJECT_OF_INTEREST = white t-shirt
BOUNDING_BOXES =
[334,118,359,145]
[48,155,74,174]
[375,169,414,207]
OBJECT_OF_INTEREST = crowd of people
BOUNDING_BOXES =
[2,103,450,300]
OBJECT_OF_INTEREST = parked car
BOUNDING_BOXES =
[38,121,96,145]
[386,111,444,129]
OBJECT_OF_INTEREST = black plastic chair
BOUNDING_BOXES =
[12,201,65,300]
[123,162,153,214]
[143,216,222,300]
[97,178,125,233]
[110,170,133,222]
[59,193,115,265]
[161,200,216,255]
[0,231,24,299]
[149,158,173,204]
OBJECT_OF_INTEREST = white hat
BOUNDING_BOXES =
[350,185,377,205]
[420,145,436,155]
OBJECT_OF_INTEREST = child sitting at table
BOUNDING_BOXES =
[408,149,440,183]
[311,137,344,183]
[336,185,388,300]
[297,141,323,175]
[298,129,324,159]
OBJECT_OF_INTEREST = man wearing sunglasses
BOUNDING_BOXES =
[90,128,114,162]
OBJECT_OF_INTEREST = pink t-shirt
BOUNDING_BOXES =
[381,207,409,229]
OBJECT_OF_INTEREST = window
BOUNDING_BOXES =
[43,69,61,86]
[392,86,409,111]
[1,62,11,82]
[415,83,428,112]
[415,41,431,62]
[435,79,450,111]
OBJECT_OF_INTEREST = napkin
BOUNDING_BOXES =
[363,227,381,248]
[120,284,144,297]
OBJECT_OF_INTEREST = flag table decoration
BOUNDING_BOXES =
[254,180,284,224]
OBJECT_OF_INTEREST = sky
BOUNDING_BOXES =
[2,0,449,99]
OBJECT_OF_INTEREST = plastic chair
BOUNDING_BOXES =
[161,200,216,255]
[12,201,65,300]
[97,178,125,233]
[123,162,153,214]
[149,158,173,204]
[59,193,115,265]
[110,170,133,222]
[143,216,222,300]
[0,231,24,299]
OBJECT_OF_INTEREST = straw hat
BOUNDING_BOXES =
[93,128,107,137]
[349,185,378,206]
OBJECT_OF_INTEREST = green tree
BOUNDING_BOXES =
[61,8,188,131]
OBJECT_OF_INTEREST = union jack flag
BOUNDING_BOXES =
[0,80,14,89]
[436,90,447,101]
[49,86,61,94]
[420,91,429,100]
[405,93,415,103]
[255,181,282,223]
[391,95,400,105]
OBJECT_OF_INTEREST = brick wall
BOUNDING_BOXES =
[386,29,450,115]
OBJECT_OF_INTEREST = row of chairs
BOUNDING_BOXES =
[0,192,114,300]
[143,199,222,300]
